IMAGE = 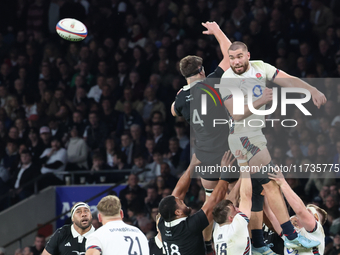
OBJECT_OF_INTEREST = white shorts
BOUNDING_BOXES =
[228,133,267,160]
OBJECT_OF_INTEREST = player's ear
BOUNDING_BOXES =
[120,209,124,219]
[98,212,103,223]
[247,52,250,60]
[174,208,182,217]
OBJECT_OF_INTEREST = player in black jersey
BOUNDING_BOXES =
[149,214,165,255]
[158,151,235,255]
[171,21,235,252]
[42,202,95,255]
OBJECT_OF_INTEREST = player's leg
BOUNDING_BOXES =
[249,148,321,249]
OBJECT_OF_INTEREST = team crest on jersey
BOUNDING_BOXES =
[256,73,262,80]
[218,234,223,240]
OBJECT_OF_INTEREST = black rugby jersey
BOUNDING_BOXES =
[149,235,165,255]
[158,209,209,255]
[174,66,229,164]
[45,224,95,255]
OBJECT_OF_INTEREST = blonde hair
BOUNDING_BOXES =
[306,204,327,225]
[97,195,121,217]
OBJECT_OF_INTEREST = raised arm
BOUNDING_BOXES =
[202,151,235,222]
[273,70,327,109]
[236,151,252,218]
[268,169,316,232]
[202,21,231,71]
[172,153,201,200]
[224,87,273,121]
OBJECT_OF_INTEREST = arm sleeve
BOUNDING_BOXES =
[86,235,102,253]
[263,63,279,80]
[206,66,224,79]
[187,209,209,233]
[45,229,61,255]
[230,213,249,236]
[174,93,184,117]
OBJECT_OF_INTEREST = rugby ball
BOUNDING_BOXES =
[56,18,87,42]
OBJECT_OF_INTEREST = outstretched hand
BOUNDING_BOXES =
[202,21,220,35]
[221,150,236,167]
[268,166,286,186]
[311,89,327,109]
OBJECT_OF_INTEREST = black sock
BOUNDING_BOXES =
[251,229,265,248]
[205,240,213,253]
[281,221,298,240]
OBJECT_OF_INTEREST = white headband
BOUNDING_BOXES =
[71,202,90,220]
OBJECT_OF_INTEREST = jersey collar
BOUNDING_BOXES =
[71,225,95,243]
[183,79,203,91]
[164,217,187,227]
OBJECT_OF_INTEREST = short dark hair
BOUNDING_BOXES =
[229,41,248,52]
[21,149,31,156]
[179,56,203,78]
[212,199,234,224]
[159,195,177,222]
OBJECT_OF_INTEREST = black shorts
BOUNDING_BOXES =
[194,149,239,182]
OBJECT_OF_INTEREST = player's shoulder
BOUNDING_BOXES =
[221,67,235,78]
[249,60,266,69]
[55,224,72,235]
[235,212,250,223]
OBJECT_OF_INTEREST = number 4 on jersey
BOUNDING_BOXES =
[193,109,204,127]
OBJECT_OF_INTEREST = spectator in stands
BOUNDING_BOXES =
[48,116,66,142]
[119,174,147,208]
[66,126,88,171]
[144,137,155,164]
[103,138,116,168]
[131,154,147,181]
[39,126,51,149]
[69,110,87,137]
[116,101,144,137]
[151,122,168,154]
[136,86,166,123]
[47,88,74,116]
[31,234,45,255]
[22,247,33,255]
[112,150,130,173]
[101,99,119,135]
[160,162,178,189]
[115,87,140,112]
[1,139,19,171]
[10,150,39,200]
[144,185,161,215]
[155,176,166,197]
[130,124,145,152]
[87,75,105,103]
[174,122,189,149]
[163,137,182,170]
[88,152,111,184]
[83,111,108,151]
[120,133,135,165]
[40,137,67,182]
[27,128,45,162]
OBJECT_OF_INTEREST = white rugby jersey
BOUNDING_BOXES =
[219,61,278,135]
[213,212,251,255]
[86,220,149,255]
[283,221,325,255]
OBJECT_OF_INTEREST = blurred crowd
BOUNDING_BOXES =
[0,0,340,253]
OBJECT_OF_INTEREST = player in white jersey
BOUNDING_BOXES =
[213,150,252,255]
[85,195,149,255]
[268,170,327,255]
[217,41,325,254]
